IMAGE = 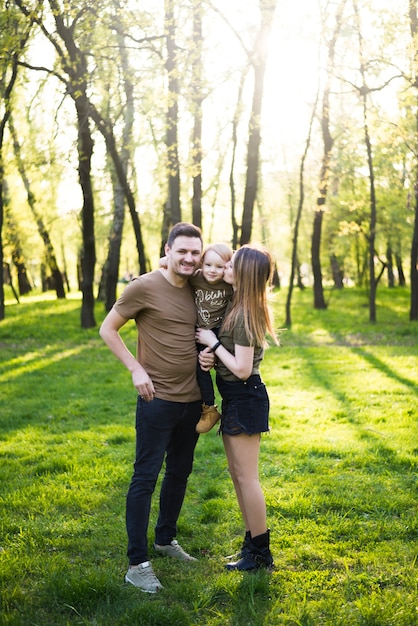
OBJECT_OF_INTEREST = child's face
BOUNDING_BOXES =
[202,249,227,284]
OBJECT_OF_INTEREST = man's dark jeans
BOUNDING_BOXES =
[126,396,201,565]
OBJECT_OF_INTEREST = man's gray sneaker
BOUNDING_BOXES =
[125,561,163,593]
[154,540,197,561]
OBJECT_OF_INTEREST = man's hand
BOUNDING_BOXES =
[198,346,215,372]
[132,366,155,402]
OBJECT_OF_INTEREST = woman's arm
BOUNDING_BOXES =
[195,328,254,381]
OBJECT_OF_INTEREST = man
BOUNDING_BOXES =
[100,222,213,593]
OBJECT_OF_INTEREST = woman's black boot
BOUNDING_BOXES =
[226,530,251,561]
[240,530,251,557]
[225,529,274,571]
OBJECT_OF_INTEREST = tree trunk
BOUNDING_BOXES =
[88,103,147,275]
[0,134,5,319]
[230,68,249,249]
[272,264,280,288]
[411,182,418,318]
[75,96,96,329]
[409,0,418,319]
[0,157,6,319]
[375,256,387,286]
[240,0,276,246]
[311,0,346,310]
[12,253,32,295]
[0,17,28,319]
[296,259,306,290]
[330,254,344,288]
[102,166,125,311]
[61,242,70,292]
[15,0,97,325]
[365,116,377,322]
[16,0,147,321]
[396,252,406,287]
[99,10,135,310]
[3,262,19,302]
[4,180,32,295]
[353,0,377,322]
[191,0,203,229]
[312,209,327,307]
[0,197,3,319]
[162,0,181,249]
[9,115,65,298]
[386,244,395,287]
[285,94,318,327]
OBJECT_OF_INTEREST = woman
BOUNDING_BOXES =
[196,244,278,571]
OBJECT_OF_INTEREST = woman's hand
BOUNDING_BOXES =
[199,347,215,371]
[195,327,217,347]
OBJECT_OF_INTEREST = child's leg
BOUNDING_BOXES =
[195,344,221,433]
[196,350,216,406]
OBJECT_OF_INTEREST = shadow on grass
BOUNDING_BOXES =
[352,346,418,395]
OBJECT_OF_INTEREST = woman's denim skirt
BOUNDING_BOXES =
[215,373,270,436]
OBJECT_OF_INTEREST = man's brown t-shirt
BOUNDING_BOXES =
[114,270,201,402]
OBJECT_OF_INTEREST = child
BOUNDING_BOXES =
[191,243,233,433]
[160,242,233,433]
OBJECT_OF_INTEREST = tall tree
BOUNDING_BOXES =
[0,5,30,320]
[285,92,319,328]
[191,0,203,229]
[240,0,277,245]
[353,0,378,322]
[4,179,32,295]
[161,0,181,251]
[15,0,147,323]
[350,3,400,319]
[230,67,250,250]
[99,1,136,311]
[311,0,347,309]
[9,115,66,298]
[14,0,98,327]
[87,99,146,276]
[409,0,418,320]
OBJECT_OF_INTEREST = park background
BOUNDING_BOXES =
[0,1,417,624]
[1,0,418,327]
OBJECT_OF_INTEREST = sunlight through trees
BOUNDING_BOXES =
[0,0,417,325]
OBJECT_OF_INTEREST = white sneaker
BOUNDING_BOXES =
[125,561,163,593]
[154,540,197,561]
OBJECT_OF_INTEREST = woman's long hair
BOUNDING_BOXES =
[221,245,278,347]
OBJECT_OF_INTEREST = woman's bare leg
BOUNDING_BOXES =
[222,433,267,537]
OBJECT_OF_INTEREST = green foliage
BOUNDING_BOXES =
[0,288,417,625]
[3,0,417,292]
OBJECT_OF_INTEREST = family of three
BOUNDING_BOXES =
[99,222,278,594]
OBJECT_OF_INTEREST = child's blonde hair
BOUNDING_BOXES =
[202,243,233,264]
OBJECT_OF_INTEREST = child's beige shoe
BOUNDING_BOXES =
[195,404,221,433]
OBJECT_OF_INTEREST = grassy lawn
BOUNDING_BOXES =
[0,286,417,625]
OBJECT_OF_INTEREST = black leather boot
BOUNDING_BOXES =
[240,530,251,557]
[225,529,274,571]
[225,530,251,561]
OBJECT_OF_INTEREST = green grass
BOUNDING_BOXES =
[0,286,417,625]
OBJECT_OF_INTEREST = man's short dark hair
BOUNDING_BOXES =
[167,222,203,248]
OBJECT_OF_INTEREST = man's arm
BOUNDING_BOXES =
[99,308,155,401]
